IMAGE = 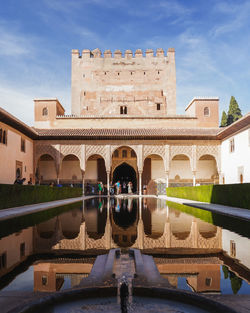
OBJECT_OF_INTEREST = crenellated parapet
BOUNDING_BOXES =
[71,48,175,59]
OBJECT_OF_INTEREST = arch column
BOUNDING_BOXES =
[80,145,86,195]
[137,198,143,249]
[107,171,110,196]
[165,171,169,188]
[138,170,142,196]
[55,144,61,185]
[192,171,196,186]
[81,170,85,195]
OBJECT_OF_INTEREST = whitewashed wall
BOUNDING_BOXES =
[222,229,250,269]
[221,128,250,183]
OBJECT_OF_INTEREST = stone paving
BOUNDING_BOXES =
[160,195,250,221]
[0,195,95,221]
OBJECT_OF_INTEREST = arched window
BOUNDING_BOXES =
[204,107,210,116]
[114,150,119,158]
[42,107,48,116]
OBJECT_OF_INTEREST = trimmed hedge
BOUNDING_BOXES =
[166,183,250,210]
[166,200,250,238]
[0,201,82,238]
[0,184,82,210]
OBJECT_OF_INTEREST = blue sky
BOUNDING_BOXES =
[0,0,250,125]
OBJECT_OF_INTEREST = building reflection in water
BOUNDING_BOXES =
[0,197,249,294]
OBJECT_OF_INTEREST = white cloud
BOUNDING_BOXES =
[211,1,250,37]
[0,24,35,57]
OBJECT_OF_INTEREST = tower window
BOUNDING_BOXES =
[42,107,48,116]
[156,103,161,110]
[204,107,210,116]
[120,106,127,114]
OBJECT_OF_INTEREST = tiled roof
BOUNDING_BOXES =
[35,127,220,139]
[0,107,38,139]
[217,113,250,139]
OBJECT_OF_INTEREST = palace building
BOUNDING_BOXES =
[0,48,249,193]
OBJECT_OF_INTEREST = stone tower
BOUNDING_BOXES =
[71,48,176,116]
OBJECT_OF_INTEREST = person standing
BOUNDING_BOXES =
[127,181,133,194]
[98,181,102,195]
[115,181,120,195]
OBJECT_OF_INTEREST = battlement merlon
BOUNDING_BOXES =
[71,48,175,59]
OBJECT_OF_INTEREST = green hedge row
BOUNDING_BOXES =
[0,201,82,238]
[166,200,250,238]
[166,183,250,210]
[0,184,83,210]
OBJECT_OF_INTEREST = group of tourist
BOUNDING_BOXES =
[113,181,133,195]
[14,177,33,185]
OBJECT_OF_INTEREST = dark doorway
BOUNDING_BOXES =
[113,163,137,193]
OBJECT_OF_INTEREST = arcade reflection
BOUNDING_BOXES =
[0,197,250,295]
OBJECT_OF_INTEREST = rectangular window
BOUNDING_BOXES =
[42,275,48,286]
[0,129,7,145]
[205,278,212,287]
[0,252,7,269]
[157,103,161,110]
[20,243,25,258]
[229,138,235,153]
[230,240,236,257]
[21,138,26,152]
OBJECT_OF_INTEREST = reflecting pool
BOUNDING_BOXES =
[0,197,249,295]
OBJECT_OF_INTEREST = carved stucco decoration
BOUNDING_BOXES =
[170,145,193,170]
[35,144,59,164]
[143,145,169,172]
[111,159,137,174]
[197,227,222,249]
[143,145,165,161]
[197,145,221,172]
[60,144,82,160]
[60,144,85,171]
[111,144,142,171]
[85,145,108,170]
